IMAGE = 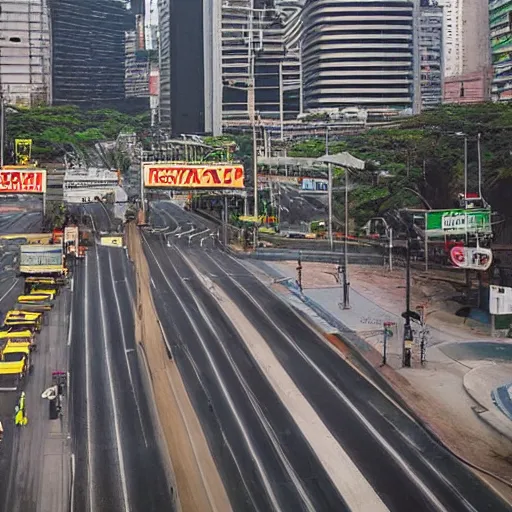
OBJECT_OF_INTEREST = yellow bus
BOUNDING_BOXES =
[0,329,36,351]
[4,311,43,332]
[0,342,31,391]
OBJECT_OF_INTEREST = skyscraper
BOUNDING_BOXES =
[0,0,51,107]
[49,0,130,108]
[438,0,463,77]
[489,0,512,101]
[221,0,302,126]
[157,0,221,135]
[302,0,418,113]
[419,2,443,109]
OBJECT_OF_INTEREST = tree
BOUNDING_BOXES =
[288,104,512,239]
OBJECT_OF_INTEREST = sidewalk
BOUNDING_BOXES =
[246,260,512,497]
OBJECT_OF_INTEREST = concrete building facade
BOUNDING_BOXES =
[157,0,221,135]
[302,0,418,113]
[489,0,512,101]
[438,0,463,77]
[125,31,150,98]
[462,0,490,75]
[49,0,129,108]
[0,0,52,106]
[419,3,443,108]
[444,68,492,103]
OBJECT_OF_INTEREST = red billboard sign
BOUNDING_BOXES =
[144,163,244,189]
[0,169,46,194]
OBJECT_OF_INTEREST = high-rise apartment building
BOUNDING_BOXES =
[462,0,489,75]
[221,0,302,126]
[157,0,221,135]
[438,0,463,77]
[302,0,418,113]
[489,0,512,101]
[49,0,130,108]
[0,0,52,106]
[125,31,150,98]
[419,2,443,109]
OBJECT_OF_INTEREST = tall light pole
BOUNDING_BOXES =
[248,1,258,248]
[464,135,468,201]
[477,132,482,199]
[326,128,333,252]
[343,167,350,309]
[279,62,284,141]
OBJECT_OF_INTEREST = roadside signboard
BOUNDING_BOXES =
[19,245,64,274]
[299,178,328,192]
[144,163,244,189]
[0,169,46,194]
[490,285,512,315]
[449,245,493,270]
[425,208,491,237]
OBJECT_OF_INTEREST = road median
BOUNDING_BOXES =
[126,222,231,512]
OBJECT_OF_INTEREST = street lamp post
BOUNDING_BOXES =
[343,167,350,309]
[325,128,333,252]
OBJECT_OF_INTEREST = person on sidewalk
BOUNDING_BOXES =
[14,391,28,426]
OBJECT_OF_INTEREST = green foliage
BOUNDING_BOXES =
[5,105,149,163]
[289,103,512,230]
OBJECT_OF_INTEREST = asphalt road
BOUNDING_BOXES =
[0,211,42,234]
[70,243,174,512]
[146,200,511,512]
[82,203,116,233]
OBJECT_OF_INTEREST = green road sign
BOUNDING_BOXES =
[425,208,491,237]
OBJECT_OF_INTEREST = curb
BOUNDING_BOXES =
[266,272,512,490]
[463,368,512,443]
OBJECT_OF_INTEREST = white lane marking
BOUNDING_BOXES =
[366,401,479,512]
[177,344,258,511]
[107,249,148,447]
[84,254,94,512]
[200,237,209,248]
[67,301,74,347]
[0,279,17,304]
[164,245,315,511]
[189,228,210,240]
[176,227,195,238]
[70,452,76,512]
[205,254,450,512]
[94,248,131,512]
[142,234,282,511]
[70,276,75,292]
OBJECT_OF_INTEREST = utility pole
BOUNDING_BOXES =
[424,212,428,271]
[477,132,482,199]
[223,194,228,247]
[464,135,468,201]
[388,227,393,271]
[343,168,350,309]
[403,237,413,367]
[279,62,284,141]
[248,4,258,249]
[296,252,303,293]
[417,305,427,365]
[382,322,394,366]
[326,128,333,252]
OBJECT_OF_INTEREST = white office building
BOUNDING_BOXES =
[302,0,419,113]
[0,0,52,106]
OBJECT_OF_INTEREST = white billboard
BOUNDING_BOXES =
[489,285,512,315]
